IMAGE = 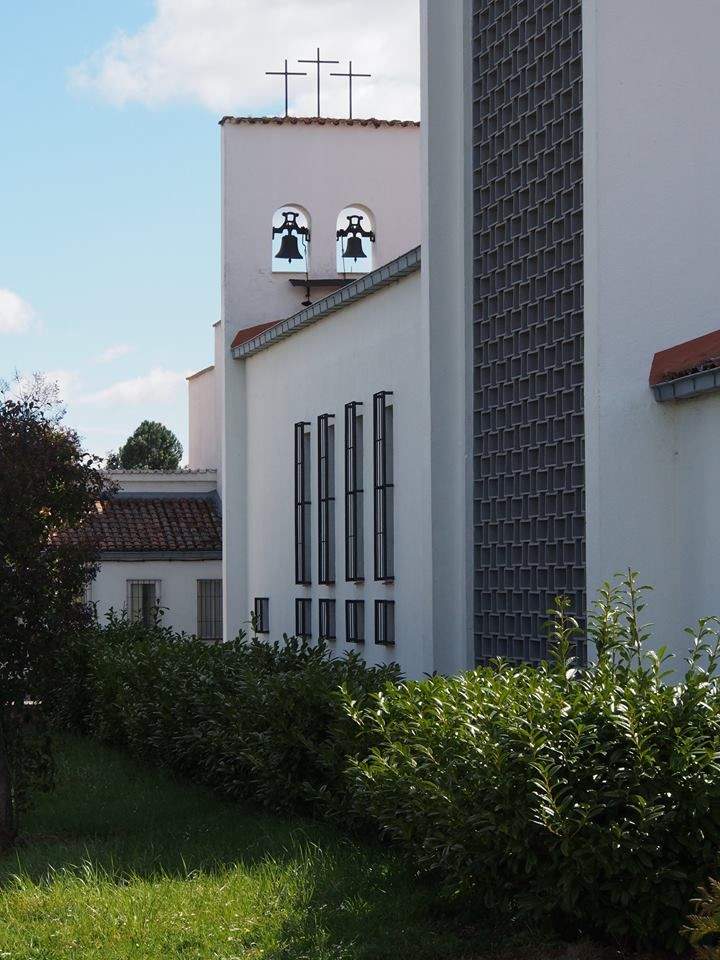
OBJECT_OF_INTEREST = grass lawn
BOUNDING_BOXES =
[0,736,677,960]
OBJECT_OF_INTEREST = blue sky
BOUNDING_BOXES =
[0,1,419,461]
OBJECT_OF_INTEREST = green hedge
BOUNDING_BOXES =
[62,575,720,950]
[71,612,399,816]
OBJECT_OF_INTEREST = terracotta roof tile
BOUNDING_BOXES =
[649,329,720,386]
[64,496,222,553]
[230,320,278,350]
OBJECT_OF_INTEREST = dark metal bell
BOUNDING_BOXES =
[342,236,367,261]
[277,234,303,262]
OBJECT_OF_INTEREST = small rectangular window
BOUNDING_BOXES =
[319,598,336,640]
[375,599,396,646]
[295,421,312,585]
[127,580,160,627]
[295,597,312,639]
[197,579,223,640]
[254,597,270,634]
[345,402,364,582]
[345,599,365,644]
[373,391,394,581]
[318,414,336,584]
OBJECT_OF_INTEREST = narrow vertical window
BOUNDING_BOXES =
[318,414,336,584]
[375,600,396,646]
[295,598,312,639]
[127,580,160,627]
[319,599,336,640]
[295,421,311,585]
[254,597,270,634]
[345,600,365,643]
[344,402,364,582]
[373,391,395,581]
[197,579,223,640]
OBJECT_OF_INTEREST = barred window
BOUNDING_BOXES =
[319,598,336,640]
[318,414,336,584]
[295,421,312,585]
[197,579,223,640]
[373,391,394,581]
[254,597,270,634]
[375,599,395,646]
[127,580,160,627]
[295,598,312,639]
[344,402,364,582]
[345,599,365,644]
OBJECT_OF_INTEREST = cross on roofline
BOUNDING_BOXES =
[298,47,339,118]
[265,59,307,117]
[330,60,372,120]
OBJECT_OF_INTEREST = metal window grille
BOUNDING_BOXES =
[318,414,336,584]
[345,599,365,644]
[373,391,394,581]
[197,579,223,640]
[295,597,312,638]
[294,421,312,584]
[374,599,395,646]
[344,402,364,582]
[127,580,160,627]
[254,597,270,634]
[319,598,336,640]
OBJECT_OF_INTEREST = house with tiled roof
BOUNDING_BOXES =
[78,470,223,639]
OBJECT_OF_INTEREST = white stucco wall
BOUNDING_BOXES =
[421,0,474,674]
[187,366,219,470]
[583,0,720,655]
[90,558,223,637]
[107,470,219,495]
[238,272,434,677]
[221,119,422,648]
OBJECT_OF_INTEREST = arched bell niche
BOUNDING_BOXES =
[336,205,375,275]
[271,205,311,274]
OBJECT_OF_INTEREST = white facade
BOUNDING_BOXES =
[242,271,434,675]
[216,118,424,666]
[583,0,720,653]
[90,470,222,638]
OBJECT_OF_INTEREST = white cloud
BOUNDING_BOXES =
[97,343,134,363]
[69,0,420,120]
[79,366,187,406]
[0,288,35,334]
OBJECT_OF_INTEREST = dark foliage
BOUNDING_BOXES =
[73,612,400,817]
[107,420,182,470]
[345,576,720,951]
[0,376,109,847]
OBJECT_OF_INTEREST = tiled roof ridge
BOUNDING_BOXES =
[220,115,419,128]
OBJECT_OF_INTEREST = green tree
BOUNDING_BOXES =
[0,376,109,849]
[107,420,183,471]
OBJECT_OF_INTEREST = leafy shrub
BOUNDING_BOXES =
[685,881,720,958]
[79,611,400,816]
[344,575,720,949]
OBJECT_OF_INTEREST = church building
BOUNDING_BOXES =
[188,0,720,676]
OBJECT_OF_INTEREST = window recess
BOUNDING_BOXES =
[197,579,223,640]
[295,597,312,639]
[373,391,395,581]
[254,597,270,634]
[345,599,365,644]
[295,421,312,585]
[375,599,396,646]
[344,402,364,582]
[318,414,336,585]
[127,580,160,628]
[319,598,336,641]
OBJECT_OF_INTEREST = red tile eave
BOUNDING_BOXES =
[649,329,720,386]
[230,320,278,350]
